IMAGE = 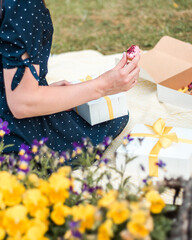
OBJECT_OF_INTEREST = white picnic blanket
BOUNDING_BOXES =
[47,50,192,204]
[47,49,192,157]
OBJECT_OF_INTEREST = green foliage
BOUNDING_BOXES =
[150,205,177,240]
[45,0,192,55]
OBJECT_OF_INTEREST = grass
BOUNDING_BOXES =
[46,0,192,55]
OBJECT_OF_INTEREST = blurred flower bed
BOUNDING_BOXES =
[0,118,178,240]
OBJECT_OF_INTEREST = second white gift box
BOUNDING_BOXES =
[116,118,192,180]
[72,76,128,126]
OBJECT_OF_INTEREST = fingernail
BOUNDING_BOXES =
[122,52,126,58]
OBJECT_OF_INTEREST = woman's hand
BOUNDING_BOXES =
[49,80,71,87]
[96,52,140,96]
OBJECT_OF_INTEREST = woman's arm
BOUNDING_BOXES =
[3,52,140,119]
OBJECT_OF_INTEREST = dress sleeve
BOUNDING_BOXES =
[0,0,45,90]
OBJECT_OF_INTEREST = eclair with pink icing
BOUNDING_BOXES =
[126,45,140,61]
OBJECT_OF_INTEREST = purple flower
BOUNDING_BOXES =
[17,169,28,180]
[95,151,103,160]
[32,139,39,146]
[31,140,39,154]
[98,158,109,166]
[86,143,94,154]
[156,160,166,168]
[0,119,10,137]
[140,164,145,171]
[69,221,79,229]
[122,134,134,146]
[8,157,16,169]
[69,186,78,195]
[19,154,32,162]
[60,151,70,161]
[18,159,30,171]
[0,156,5,163]
[69,221,82,239]
[142,179,147,184]
[19,144,31,156]
[72,230,82,239]
[73,142,83,148]
[96,143,105,151]
[39,137,48,146]
[82,183,102,194]
[126,134,134,142]
[81,137,88,146]
[82,182,88,192]
[103,136,112,147]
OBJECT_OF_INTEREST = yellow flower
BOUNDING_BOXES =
[3,205,28,237]
[0,172,25,206]
[19,161,28,171]
[57,166,71,177]
[34,208,50,227]
[28,174,40,187]
[23,189,49,217]
[38,179,50,196]
[23,219,48,240]
[127,221,149,238]
[122,138,128,146]
[130,200,151,212]
[107,201,130,224]
[34,155,39,161]
[130,210,148,225]
[98,190,118,208]
[17,171,26,181]
[51,202,71,225]
[32,145,38,154]
[120,230,134,240]
[0,130,5,137]
[48,173,70,204]
[98,219,113,240]
[64,230,72,239]
[59,156,65,164]
[96,189,104,197]
[71,150,76,158]
[0,211,4,239]
[0,227,5,240]
[146,190,165,214]
[0,193,5,210]
[71,204,96,232]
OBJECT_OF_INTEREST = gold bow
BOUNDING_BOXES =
[131,118,192,177]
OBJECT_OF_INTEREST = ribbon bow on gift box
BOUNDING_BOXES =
[131,118,192,177]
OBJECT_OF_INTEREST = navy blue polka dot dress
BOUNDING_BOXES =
[0,0,129,154]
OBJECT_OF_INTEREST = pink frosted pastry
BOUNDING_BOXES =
[126,45,140,61]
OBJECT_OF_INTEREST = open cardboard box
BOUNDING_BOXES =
[139,36,192,109]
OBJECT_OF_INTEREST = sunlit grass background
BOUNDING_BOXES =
[46,0,192,55]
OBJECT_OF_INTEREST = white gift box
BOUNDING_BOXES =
[139,36,192,110]
[72,76,128,126]
[116,123,192,180]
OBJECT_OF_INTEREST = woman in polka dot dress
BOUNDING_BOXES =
[0,0,140,154]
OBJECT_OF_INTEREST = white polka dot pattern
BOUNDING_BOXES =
[0,0,129,154]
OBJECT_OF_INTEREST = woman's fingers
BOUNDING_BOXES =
[114,52,127,70]
[123,53,140,74]
[49,80,71,87]
[123,66,140,90]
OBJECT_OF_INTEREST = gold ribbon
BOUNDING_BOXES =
[75,75,114,120]
[130,118,192,177]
